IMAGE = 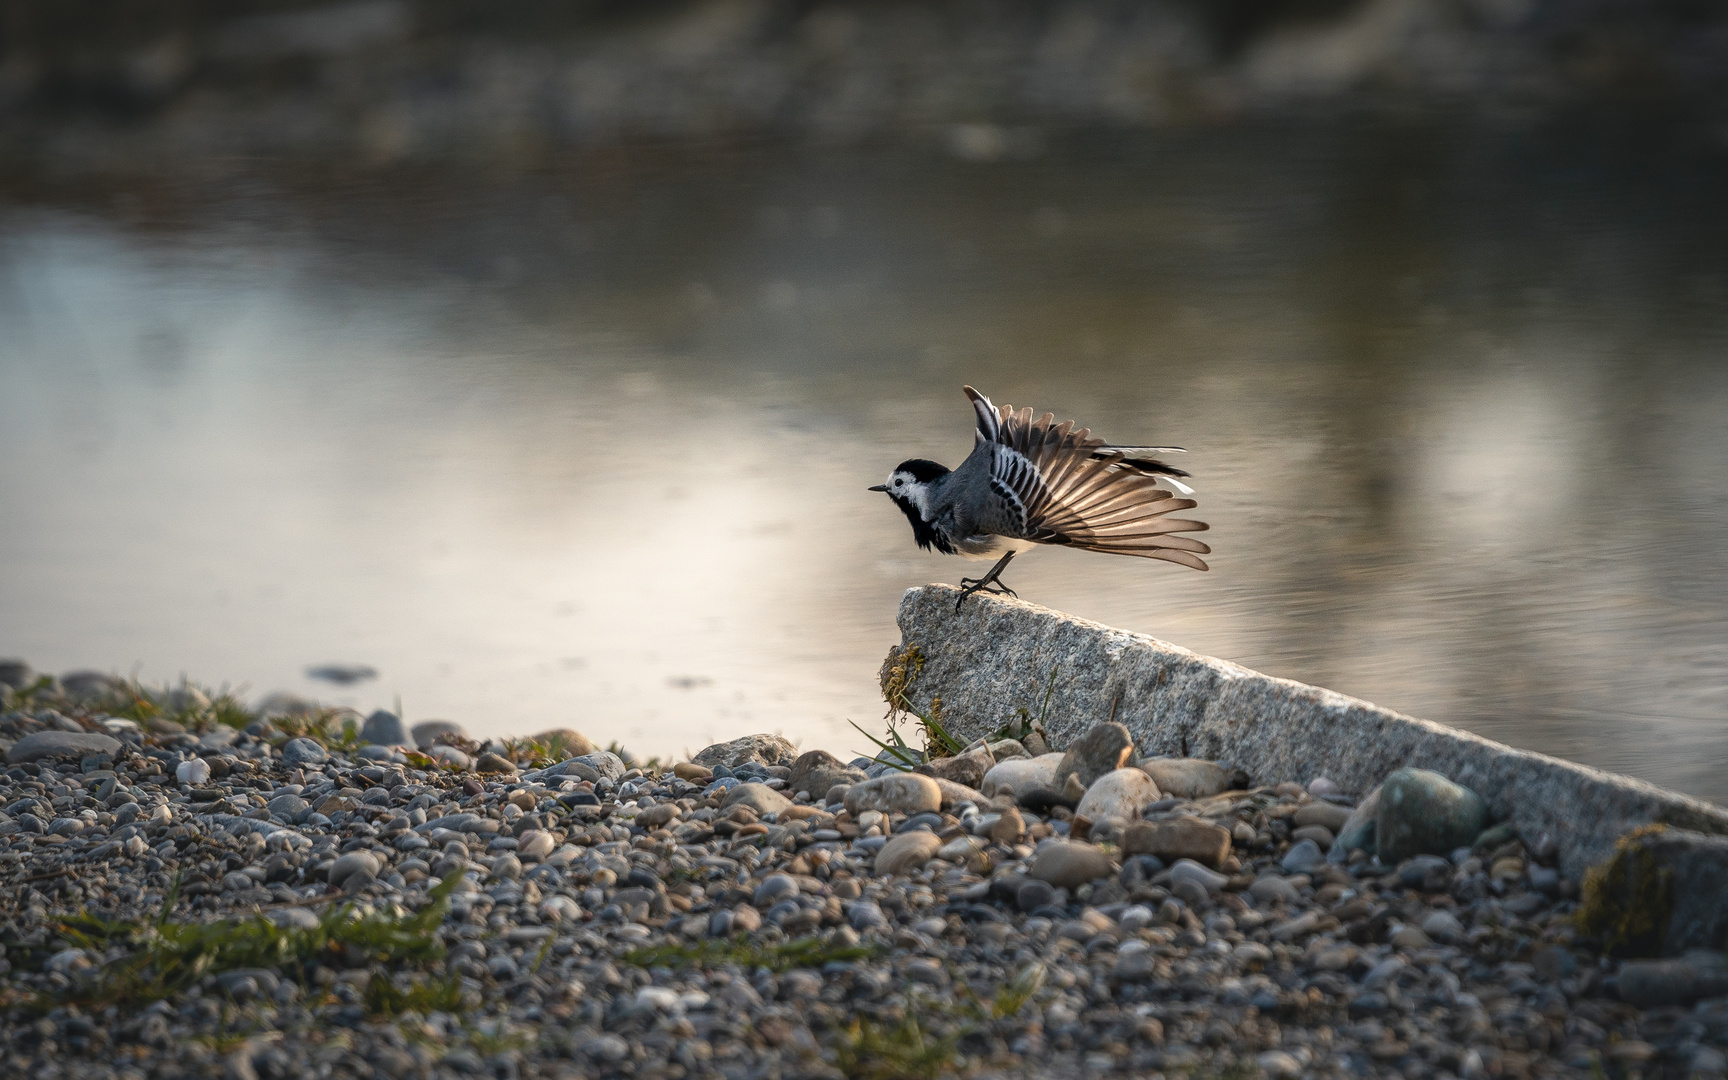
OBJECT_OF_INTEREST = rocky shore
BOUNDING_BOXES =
[6,0,1728,178]
[0,664,1725,1080]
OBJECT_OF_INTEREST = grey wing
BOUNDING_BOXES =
[962,385,1212,570]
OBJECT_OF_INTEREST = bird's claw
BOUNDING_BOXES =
[955,577,1017,609]
[953,551,1020,610]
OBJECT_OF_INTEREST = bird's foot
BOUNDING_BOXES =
[954,576,1017,609]
[954,551,1019,609]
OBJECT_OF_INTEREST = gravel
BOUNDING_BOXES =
[0,688,1721,1080]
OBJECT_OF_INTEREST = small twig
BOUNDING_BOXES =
[20,867,74,884]
[1108,696,1119,725]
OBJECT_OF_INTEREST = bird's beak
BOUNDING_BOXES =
[867,484,889,493]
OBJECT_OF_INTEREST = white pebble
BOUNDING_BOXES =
[176,758,211,785]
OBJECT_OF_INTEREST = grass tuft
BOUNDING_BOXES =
[266,708,365,752]
[363,971,466,1017]
[831,1011,960,1080]
[872,643,965,759]
[47,871,462,1009]
[827,964,1044,1079]
[849,718,922,772]
[988,960,1045,1018]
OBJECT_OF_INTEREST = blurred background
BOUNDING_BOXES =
[2,0,1726,799]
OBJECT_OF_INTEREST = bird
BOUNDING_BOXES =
[869,385,1210,608]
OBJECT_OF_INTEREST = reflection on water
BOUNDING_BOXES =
[3,120,1726,801]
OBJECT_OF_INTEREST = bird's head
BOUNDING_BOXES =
[870,458,953,552]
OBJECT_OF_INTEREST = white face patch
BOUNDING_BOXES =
[889,471,931,516]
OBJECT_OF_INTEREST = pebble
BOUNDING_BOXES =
[1028,839,1115,889]
[432,746,471,769]
[359,710,407,746]
[923,743,994,788]
[980,753,1062,796]
[1616,957,1728,1008]
[176,758,212,785]
[1123,817,1232,867]
[1420,910,1466,943]
[6,730,123,764]
[988,805,1026,844]
[517,829,555,859]
[1376,767,1486,862]
[1280,838,1325,874]
[1167,858,1228,893]
[1074,767,1162,822]
[721,782,792,816]
[1292,800,1352,832]
[409,719,466,748]
[267,793,308,819]
[280,738,328,766]
[1330,784,1380,858]
[875,831,942,876]
[1014,878,1058,912]
[691,734,798,769]
[786,750,866,797]
[985,738,1028,760]
[843,773,941,815]
[1137,757,1235,799]
[1248,874,1301,905]
[1053,722,1136,790]
[327,851,380,889]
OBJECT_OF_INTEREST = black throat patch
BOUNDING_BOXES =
[890,494,955,555]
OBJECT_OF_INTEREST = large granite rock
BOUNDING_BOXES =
[888,585,1728,879]
[693,734,799,769]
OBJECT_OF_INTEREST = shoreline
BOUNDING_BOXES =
[2,622,1726,1080]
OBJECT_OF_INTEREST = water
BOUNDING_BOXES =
[3,118,1726,801]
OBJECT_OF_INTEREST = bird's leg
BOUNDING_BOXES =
[956,551,1018,608]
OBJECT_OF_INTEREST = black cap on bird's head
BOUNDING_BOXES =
[870,458,955,553]
[867,458,950,493]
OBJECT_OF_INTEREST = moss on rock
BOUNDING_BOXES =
[1576,824,1674,957]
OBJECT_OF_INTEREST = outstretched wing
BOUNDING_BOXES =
[963,385,1211,570]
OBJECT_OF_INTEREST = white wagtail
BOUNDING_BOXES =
[870,386,1210,607]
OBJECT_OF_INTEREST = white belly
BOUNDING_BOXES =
[955,534,1037,560]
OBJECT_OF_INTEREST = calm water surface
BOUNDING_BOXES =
[3,120,1727,800]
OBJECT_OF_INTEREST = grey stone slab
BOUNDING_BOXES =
[6,730,123,764]
[890,585,1728,880]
